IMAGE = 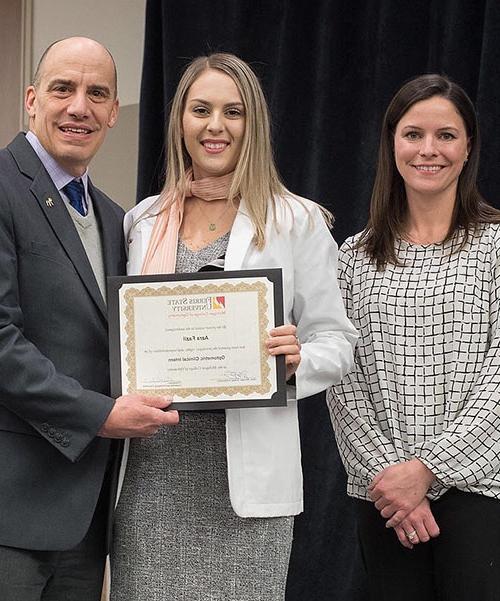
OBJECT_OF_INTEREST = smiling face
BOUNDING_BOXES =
[181,68,246,180]
[25,37,119,177]
[394,96,470,203]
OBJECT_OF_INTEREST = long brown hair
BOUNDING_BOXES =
[357,74,500,269]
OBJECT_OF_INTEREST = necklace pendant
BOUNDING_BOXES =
[208,223,216,232]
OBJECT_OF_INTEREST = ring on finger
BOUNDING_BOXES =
[406,530,417,541]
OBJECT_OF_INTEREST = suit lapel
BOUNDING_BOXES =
[10,134,108,320]
[31,173,108,319]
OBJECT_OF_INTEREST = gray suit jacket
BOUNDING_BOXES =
[0,133,126,550]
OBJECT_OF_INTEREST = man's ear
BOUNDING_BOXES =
[107,98,120,128]
[25,86,37,118]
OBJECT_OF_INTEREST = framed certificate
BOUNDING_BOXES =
[107,269,286,410]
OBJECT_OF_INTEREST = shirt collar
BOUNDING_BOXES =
[25,131,89,197]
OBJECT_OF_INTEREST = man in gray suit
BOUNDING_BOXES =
[0,37,178,600]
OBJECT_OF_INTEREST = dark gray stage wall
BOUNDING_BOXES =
[136,2,500,599]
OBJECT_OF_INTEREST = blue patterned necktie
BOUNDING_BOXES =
[63,179,86,216]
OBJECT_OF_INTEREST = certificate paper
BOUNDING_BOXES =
[108,269,286,409]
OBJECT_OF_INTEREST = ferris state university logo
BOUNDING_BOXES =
[212,296,226,310]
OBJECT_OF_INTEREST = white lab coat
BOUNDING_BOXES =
[123,193,357,517]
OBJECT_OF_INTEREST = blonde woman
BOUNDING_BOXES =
[111,53,357,601]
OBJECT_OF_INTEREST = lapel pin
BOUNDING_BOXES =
[46,197,54,207]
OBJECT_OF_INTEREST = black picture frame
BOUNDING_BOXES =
[107,268,286,410]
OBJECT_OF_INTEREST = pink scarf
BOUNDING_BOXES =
[141,168,234,275]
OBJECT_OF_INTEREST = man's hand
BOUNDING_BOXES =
[98,394,179,438]
[393,497,440,549]
[368,459,435,527]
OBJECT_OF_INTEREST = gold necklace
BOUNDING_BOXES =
[196,199,235,232]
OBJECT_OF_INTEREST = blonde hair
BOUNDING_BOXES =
[161,53,327,248]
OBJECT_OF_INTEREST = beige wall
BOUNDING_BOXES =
[1,0,146,211]
[31,0,146,107]
[0,0,26,147]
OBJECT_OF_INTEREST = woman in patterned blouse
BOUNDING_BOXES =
[328,74,500,601]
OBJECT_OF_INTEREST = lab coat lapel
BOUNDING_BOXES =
[225,199,254,270]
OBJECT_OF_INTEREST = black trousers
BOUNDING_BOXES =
[356,489,500,601]
[0,481,108,601]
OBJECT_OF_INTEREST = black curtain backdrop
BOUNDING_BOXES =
[136,2,500,599]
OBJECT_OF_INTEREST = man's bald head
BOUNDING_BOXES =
[32,37,118,98]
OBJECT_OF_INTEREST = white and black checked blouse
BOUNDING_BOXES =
[327,223,500,501]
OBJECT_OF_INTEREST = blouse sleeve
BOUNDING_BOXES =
[327,241,401,483]
[413,233,500,488]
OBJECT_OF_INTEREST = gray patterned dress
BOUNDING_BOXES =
[111,234,294,601]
